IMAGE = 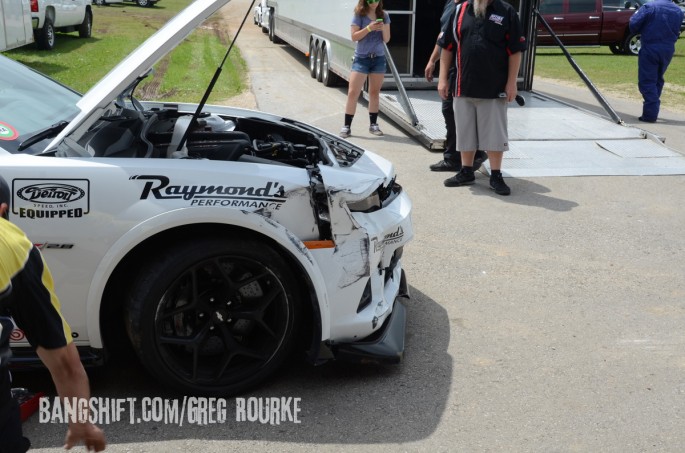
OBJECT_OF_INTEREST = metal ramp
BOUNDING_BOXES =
[378,89,685,178]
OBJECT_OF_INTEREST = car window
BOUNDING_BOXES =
[539,0,564,14]
[569,0,598,13]
[0,56,81,154]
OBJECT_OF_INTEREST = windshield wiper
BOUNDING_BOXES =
[17,121,69,151]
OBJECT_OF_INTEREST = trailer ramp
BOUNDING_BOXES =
[378,89,685,178]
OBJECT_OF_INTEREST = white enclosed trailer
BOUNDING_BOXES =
[262,0,685,178]
[0,0,34,52]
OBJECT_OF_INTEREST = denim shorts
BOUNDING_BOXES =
[351,55,387,74]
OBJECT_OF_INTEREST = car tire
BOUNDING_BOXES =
[78,10,92,38]
[35,18,55,50]
[609,43,623,55]
[125,237,301,396]
[94,0,106,5]
[623,33,641,56]
[309,40,318,78]
[136,0,153,7]
[321,45,340,87]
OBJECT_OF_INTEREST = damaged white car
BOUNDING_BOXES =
[0,0,413,395]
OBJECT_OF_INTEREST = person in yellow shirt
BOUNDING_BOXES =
[0,175,105,452]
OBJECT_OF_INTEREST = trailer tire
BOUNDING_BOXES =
[269,13,282,44]
[309,41,318,78]
[315,43,324,82]
[320,45,340,87]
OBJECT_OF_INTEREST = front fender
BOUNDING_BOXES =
[85,207,331,348]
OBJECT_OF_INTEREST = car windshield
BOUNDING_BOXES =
[0,55,81,154]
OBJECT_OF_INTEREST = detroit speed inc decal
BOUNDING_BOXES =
[12,179,90,219]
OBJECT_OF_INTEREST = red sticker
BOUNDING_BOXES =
[0,121,19,141]
[10,328,25,341]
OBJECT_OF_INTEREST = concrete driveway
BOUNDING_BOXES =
[18,1,685,451]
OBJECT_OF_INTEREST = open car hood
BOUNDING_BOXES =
[45,0,230,152]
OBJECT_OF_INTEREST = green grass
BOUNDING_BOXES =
[535,37,685,112]
[3,0,246,103]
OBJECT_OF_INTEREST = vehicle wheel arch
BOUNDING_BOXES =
[96,218,326,365]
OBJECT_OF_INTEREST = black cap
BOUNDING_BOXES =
[0,175,10,219]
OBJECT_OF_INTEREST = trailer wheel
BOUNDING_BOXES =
[315,43,324,82]
[309,41,318,78]
[320,45,340,87]
[269,12,282,44]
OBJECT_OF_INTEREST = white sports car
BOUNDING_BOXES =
[1,0,413,395]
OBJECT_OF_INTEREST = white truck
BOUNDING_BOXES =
[0,0,34,51]
[31,0,92,50]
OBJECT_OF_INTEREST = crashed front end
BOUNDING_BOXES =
[305,139,413,365]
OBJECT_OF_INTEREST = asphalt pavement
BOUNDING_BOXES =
[17,1,685,452]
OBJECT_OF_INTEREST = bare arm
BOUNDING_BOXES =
[382,21,390,43]
[351,20,385,42]
[37,343,106,451]
[505,51,521,102]
[424,43,441,81]
[438,48,454,100]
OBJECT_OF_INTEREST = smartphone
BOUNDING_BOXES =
[376,18,384,22]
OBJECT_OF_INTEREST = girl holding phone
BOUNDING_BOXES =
[340,0,391,138]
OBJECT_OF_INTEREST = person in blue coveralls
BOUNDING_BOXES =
[629,0,683,123]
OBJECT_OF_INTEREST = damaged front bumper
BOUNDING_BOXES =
[331,269,409,364]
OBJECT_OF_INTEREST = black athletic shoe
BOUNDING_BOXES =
[489,173,511,196]
[444,169,475,187]
[638,116,656,123]
[430,159,460,172]
[473,150,488,172]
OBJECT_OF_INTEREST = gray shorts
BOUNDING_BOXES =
[453,97,509,152]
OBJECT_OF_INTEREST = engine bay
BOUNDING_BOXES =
[69,104,331,168]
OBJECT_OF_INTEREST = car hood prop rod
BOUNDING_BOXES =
[176,0,257,152]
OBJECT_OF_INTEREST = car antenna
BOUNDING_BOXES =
[176,0,257,152]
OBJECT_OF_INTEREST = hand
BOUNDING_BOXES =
[438,79,449,100]
[368,21,384,32]
[504,81,517,103]
[424,61,435,82]
[65,423,106,451]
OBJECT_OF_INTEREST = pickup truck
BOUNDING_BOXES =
[537,0,639,55]
[0,0,34,51]
[31,0,93,50]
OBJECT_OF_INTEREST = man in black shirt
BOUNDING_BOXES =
[437,0,527,195]
[425,0,488,172]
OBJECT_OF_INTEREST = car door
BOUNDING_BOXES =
[538,0,602,45]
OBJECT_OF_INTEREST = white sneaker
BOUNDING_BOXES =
[340,126,351,138]
[369,123,383,136]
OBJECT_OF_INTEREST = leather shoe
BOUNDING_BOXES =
[638,116,656,123]
[430,159,460,172]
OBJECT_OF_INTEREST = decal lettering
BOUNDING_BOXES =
[131,175,287,209]
[19,208,84,219]
[12,179,90,219]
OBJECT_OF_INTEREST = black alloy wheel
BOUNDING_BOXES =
[125,237,300,395]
